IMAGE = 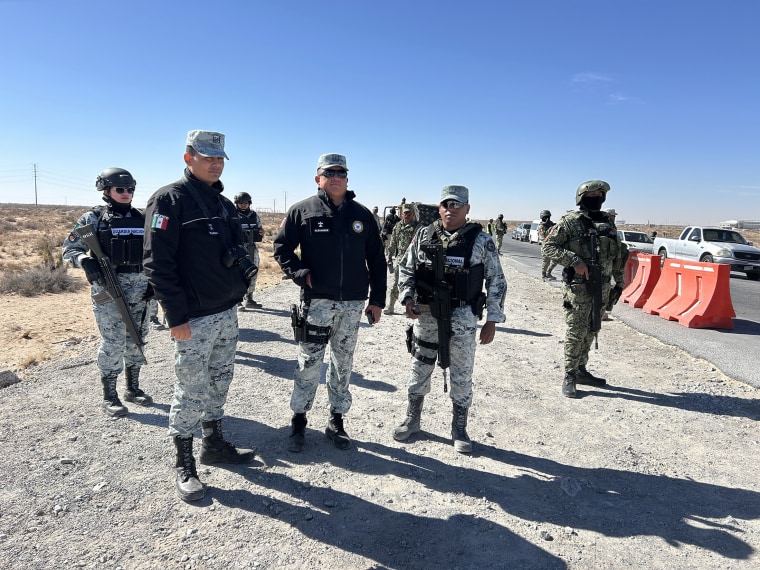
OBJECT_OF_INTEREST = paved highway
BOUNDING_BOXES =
[501,237,759,388]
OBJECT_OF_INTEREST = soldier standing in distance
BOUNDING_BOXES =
[542,180,627,398]
[234,191,264,310]
[62,168,152,418]
[384,203,419,314]
[494,214,508,252]
[144,130,257,502]
[392,185,507,453]
[273,153,387,452]
[380,206,400,246]
[538,210,558,280]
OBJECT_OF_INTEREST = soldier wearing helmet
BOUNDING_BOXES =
[538,209,557,280]
[234,191,264,310]
[62,167,153,419]
[542,180,628,398]
[493,213,508,252]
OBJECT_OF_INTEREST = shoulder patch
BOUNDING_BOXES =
[486,239,497,253]
[151,213,170,230]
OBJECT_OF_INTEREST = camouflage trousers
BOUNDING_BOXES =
[388,263,401,307]
[290,298,363,415]
[91,272,148,376]
[562,282,611,372]
[496,232,505,250]
[541,252,557,276]
[407,306,477,408]
[168,307,239,438]
[245,246,260,295]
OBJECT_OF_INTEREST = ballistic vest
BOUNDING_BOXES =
[414,221,485,304]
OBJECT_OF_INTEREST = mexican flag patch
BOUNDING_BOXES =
[151,214,169,230]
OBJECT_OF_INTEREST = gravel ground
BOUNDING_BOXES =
[1,259,759,569]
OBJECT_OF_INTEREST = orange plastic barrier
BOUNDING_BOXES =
[621,253,661,308]
[642,260,735,329]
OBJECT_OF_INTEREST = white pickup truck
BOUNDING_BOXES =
[653,226,760,280]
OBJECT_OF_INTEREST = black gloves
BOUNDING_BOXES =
[81,257,102,284]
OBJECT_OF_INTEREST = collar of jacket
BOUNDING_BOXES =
[183,168,225,196]
[317,188,356,209]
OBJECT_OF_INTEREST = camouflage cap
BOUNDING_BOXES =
[606,208,617,216]
[440,185,469,204]
[317,153,348,171]
[186,130,229,159]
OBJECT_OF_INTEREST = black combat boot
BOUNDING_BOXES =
[451,403,472,454]
[173,436,205,502]
[393,394,424,441]
[101,374,128,417]
[576,365,606,386]
[123,366,153,406]
[562,371,577,398]
[198,419,255,465]
[288,413,307,452]
[325,412,351,450]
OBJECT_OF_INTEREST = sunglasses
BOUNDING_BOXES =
[113,187,135,195]
[441,200,464,210]
[320,169,348,179]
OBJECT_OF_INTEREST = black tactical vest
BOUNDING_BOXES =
[414,221,485,304]
[96,211,145,270]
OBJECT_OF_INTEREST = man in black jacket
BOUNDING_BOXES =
[144,130,256,502]
[273,153,387,452]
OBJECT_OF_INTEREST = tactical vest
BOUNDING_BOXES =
[414,221,485,305]
[564,211,621,277]
[96,210,145,271]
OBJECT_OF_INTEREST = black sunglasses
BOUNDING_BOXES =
[320,169,348,179]
[113,187,135,195]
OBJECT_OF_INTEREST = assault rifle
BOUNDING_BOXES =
[74,224,147,363]
[419,243,451,392]
[586,228,603,349]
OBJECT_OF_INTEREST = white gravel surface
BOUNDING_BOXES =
[1,260,759,569]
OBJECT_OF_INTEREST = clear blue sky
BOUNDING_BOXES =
[1,0,758,226]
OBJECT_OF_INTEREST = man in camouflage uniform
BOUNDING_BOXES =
[234,191,264,310]
[542,180,627,398]
[384,203,419,314]
[392,185,507,454]
[494,214,508,252]
[273,153,386,452]
[62,167,152,418]
[144,130,256,502]
[538,209,558,280]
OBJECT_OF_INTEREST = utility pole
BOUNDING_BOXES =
[284,191,287,213]
[33,163,38,205]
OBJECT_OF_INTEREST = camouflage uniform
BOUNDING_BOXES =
[237,208,262,298]
[290,299,364,414]
[538,219,558,278]
[62,208,149,378]
[494,217,507,251]
[385,217,419,310]
[168,307,239,437]
[399,224,507,407]
[543,188,627,394]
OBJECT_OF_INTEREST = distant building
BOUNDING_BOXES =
[719,220,760,230]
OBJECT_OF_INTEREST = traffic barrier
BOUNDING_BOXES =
[642,260,735,329]
[621,253,661,308]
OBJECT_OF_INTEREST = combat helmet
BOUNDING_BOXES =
[575,180,610,206]
[234,192,252,204]
[96,168,135,191]
[540,209,551,219]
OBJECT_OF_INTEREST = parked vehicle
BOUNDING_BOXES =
[653,226,760,280]
[512,222,531,241]
[528,220,541,244]
[617,230,654,254]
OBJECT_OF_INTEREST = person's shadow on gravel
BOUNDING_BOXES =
[365,440,759,561]
[590,384,760,420]
[212,468,567,570]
